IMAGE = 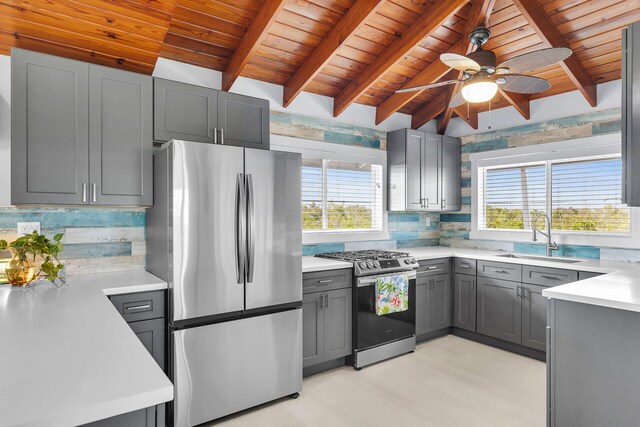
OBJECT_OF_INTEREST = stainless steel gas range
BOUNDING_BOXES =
[315,250,419,369]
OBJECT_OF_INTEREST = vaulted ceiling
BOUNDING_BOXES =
[2,0,639,132]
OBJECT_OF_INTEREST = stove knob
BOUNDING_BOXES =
[359,262,367,269]
[411,258,417,264]
[404,259,411,264]
[374,261,380,268]
[367,261,374,269]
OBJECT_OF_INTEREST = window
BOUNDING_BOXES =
[478,156,630,234]
[302,158,383,232]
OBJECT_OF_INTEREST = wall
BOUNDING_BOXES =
[442,107,640,262]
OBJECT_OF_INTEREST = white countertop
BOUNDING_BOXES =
[302,256,352,273]
[303,246,640,313]
[0,270,173,427]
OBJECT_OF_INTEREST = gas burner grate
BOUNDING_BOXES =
[315,250,410,262]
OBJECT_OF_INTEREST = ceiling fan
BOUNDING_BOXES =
[397,25,572,108]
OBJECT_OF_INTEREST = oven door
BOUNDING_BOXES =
[355,270,416,351]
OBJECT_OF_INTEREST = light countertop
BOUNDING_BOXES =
[0,270,173,427]
[303,246,640,313]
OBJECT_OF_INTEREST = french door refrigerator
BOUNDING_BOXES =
[146,140,302,427]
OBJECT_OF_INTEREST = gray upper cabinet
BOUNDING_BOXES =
[153,78,217,143]
[623,22,640,206]
[11,48,152,207]
[453,273,476,332]
[12,48,89,205]
[217,91,270,150]
[387,129,461,212]
[89,65,152,206]
[476,277,522,345]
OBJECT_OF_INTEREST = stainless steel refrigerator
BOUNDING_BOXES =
[146,140,302,426]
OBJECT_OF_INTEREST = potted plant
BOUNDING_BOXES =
[0,231,64,287]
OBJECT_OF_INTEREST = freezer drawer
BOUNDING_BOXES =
[172,309,302,426]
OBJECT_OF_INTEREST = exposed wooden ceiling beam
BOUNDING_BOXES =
[511,0,597,107]
[332,0,468,118]
[437,0,496,134]
[498,88,531,120]
[283,0,384,108]
[222,0,287,91]
[453,105,479,130]
[410,90,447,130]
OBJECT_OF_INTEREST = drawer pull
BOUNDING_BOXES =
[540,275,560,280]
[318,279,333,284]
[126,304,151,311]
[460,264,471,268]
[427,266,439,270]
[491,269,508,274]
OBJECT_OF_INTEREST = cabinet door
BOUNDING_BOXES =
[424,134,440,210]
[217,91,270,149]
[476,277,522,344]
[302,293,325,367]
[453,274,476,332]
[89,65,152,206]
[405,130,426,210]
[11,48,89,205]
[521,284,547,351]
[324,288,352,360]
[415,277,429,335]
[153,78,217,143]
[427,273,451,332]
[440,136,461,211]
[128,318,165,370]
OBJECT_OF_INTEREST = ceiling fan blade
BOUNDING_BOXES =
[449,92,466,108]
[395,80,460,93]
[495,47,572,74]
[498,74,551,94]
[440,52,481,73]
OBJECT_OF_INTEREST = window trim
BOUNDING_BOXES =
[470,133,640,248]
[271,134,389,245]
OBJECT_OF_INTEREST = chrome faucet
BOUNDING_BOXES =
[532,213,559,257]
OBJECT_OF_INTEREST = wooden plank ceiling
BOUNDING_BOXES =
[2,0,639,132]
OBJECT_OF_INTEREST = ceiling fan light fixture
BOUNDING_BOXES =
[461,80,498,103]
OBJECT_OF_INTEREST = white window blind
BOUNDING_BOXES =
[302,158,383,232]
[478,155,630,234]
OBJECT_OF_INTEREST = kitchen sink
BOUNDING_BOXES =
[496,253,583,264]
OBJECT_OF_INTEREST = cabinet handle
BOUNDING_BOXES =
[82,183,87,203]
[213,127,218,144]
[441,198,446,209]
[517,286,521,297]
[126,304,151,311]
[460,264,471,268]
[320,294,324,310]
[471,281,475,292]
[221,128,225,145]
[92,183,97,202]
[491,269,508,274]
[324,293,329,308]
[427,266,438,270]
[318,279,333,284]
[541,275,560,280]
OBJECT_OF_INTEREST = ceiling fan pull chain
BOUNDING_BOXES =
[488,99,492,130]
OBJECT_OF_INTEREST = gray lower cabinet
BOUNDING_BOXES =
[521,284,547,351]
[153,78,218,143]
[86,291,166,427]
[476,277,522,345]
[416,273,451,335]
[217,91,270,150]
[453,274,476,332]
[302,287,352,368]
[11,48,152,207]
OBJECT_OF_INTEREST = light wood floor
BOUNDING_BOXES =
[209,336,546,427]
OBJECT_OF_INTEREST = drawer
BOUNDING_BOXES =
[303,268,352,294]
[477,261,521,282]
[454,258,477,275]
[417,258,450,277]
[522,265,578,287]
[578,271,605,281]
[110,290,165,323]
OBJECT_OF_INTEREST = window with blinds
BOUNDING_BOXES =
[478,155,630,234]
[302,158,383,232]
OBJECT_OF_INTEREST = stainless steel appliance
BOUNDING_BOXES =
[315,250,418,369]
[147,140,302,426]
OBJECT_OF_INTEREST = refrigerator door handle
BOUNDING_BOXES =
[246,173,256,283]
[235,173,246,284]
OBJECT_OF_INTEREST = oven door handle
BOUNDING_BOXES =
[356,270,417,287]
